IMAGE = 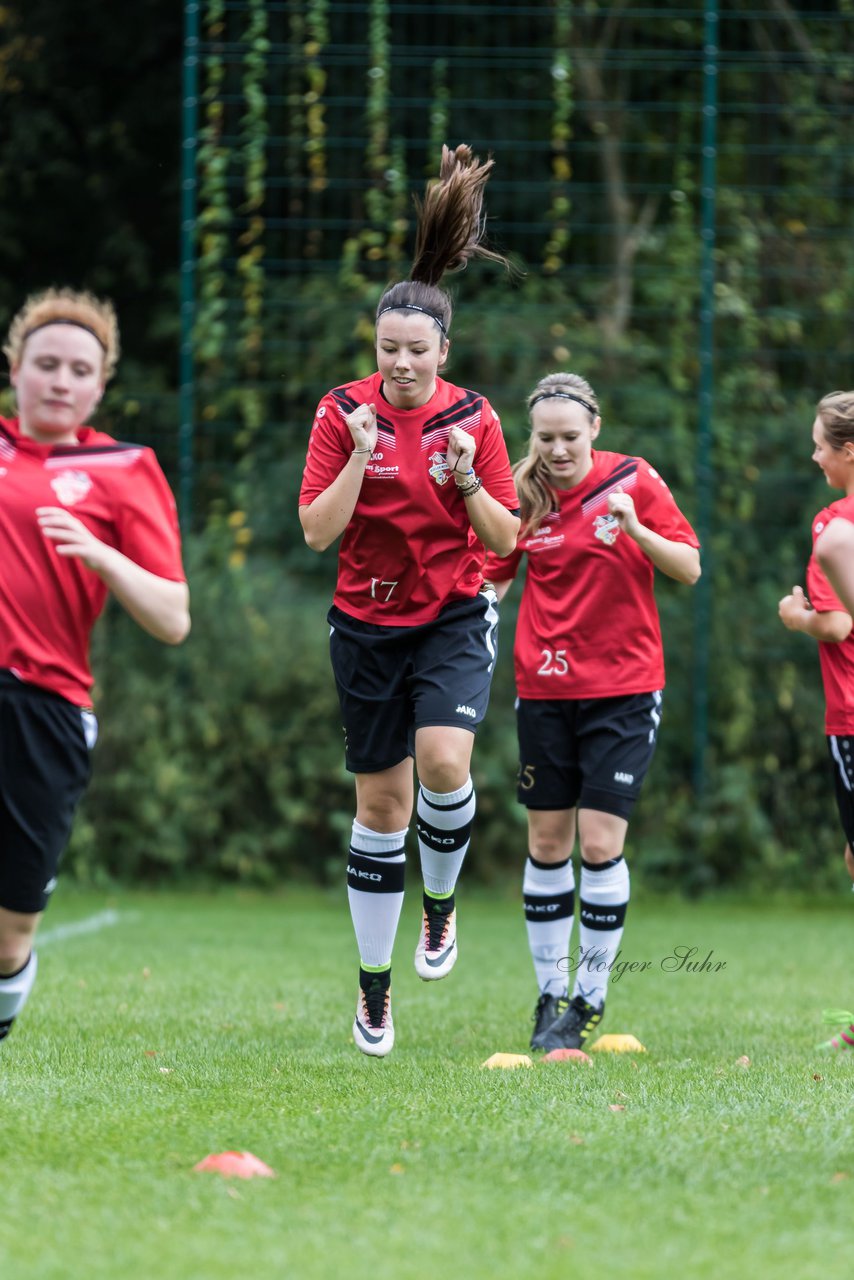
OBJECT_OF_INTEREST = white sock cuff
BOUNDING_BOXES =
[418,776,473,807]
[580,857,630,900]
[0,951,37,1021]
[523,857,575,895]
[351,820,408,855]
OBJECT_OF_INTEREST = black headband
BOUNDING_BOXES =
[22,319,107,350]
[529,390,597,415]
[376,303,449,339]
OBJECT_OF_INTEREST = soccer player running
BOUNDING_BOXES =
[299,145,519,1057]
[0,288,189,1043]
[777,391,854,1052]
[483,372,700,1053]
[811,399,854,620]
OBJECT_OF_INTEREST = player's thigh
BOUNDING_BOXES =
[828,736,854,847]
[576,691,663,820]
[411,591,499,735]
[329,613,412,773]
[354,758,415,832]
[516,698,580,810]
[0,681,94,915]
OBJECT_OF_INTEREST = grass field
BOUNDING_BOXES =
[1,885,852,1280]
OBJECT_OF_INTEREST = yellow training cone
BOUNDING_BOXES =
[590,1034,647,1054]
[481,1052,534,1070]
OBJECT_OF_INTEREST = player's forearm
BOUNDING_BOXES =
[300,453,370,551]
[817,519,854,617]
[797,607,852,643]
[95,548,190,644]
[460,486,520,558]
[630,526,700,584]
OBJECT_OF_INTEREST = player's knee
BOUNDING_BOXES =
[420,767,462,795]
[579,835,623,864]
[0,914,38,975]
[417,750,470,795]
[357,794,411,832]
[0,938,33,976]
[529,832,571,862]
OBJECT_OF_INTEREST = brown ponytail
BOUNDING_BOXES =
[376,144,510,338]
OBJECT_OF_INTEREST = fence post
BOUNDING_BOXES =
[694,0,719,797]
[179,0,200,531]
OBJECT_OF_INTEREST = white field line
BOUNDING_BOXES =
[38,909,138,946]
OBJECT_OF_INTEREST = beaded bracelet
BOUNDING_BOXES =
[456,474,483,498]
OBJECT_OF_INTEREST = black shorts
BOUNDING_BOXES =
[329,589,499,773]
[0,672,97,914]
[516,691,663,819]
[828,735,854,848]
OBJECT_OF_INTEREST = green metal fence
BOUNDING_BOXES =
[180,1,854,480]
[180,0,854,806]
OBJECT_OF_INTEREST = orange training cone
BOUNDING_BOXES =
[542,1047,592,1064]
[193,1151,276,1179]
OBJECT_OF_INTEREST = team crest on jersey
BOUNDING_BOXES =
[50,469,93,507]
[428,451,451,485]
[593,513,620,545]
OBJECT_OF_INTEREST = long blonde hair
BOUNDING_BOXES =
[513,372,600,532]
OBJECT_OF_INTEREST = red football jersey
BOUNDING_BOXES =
[806,493,854,735]
[0,416,185,706]
[299,372,518,624]
[483,451,700,698]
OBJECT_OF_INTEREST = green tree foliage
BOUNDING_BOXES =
[0,0,183,371]
[168,1,854,891]
[4,2,854,890]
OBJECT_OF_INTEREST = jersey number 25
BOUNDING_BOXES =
[537,648,569,676]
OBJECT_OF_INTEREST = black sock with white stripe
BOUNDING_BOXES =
[573,856,629,1008]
